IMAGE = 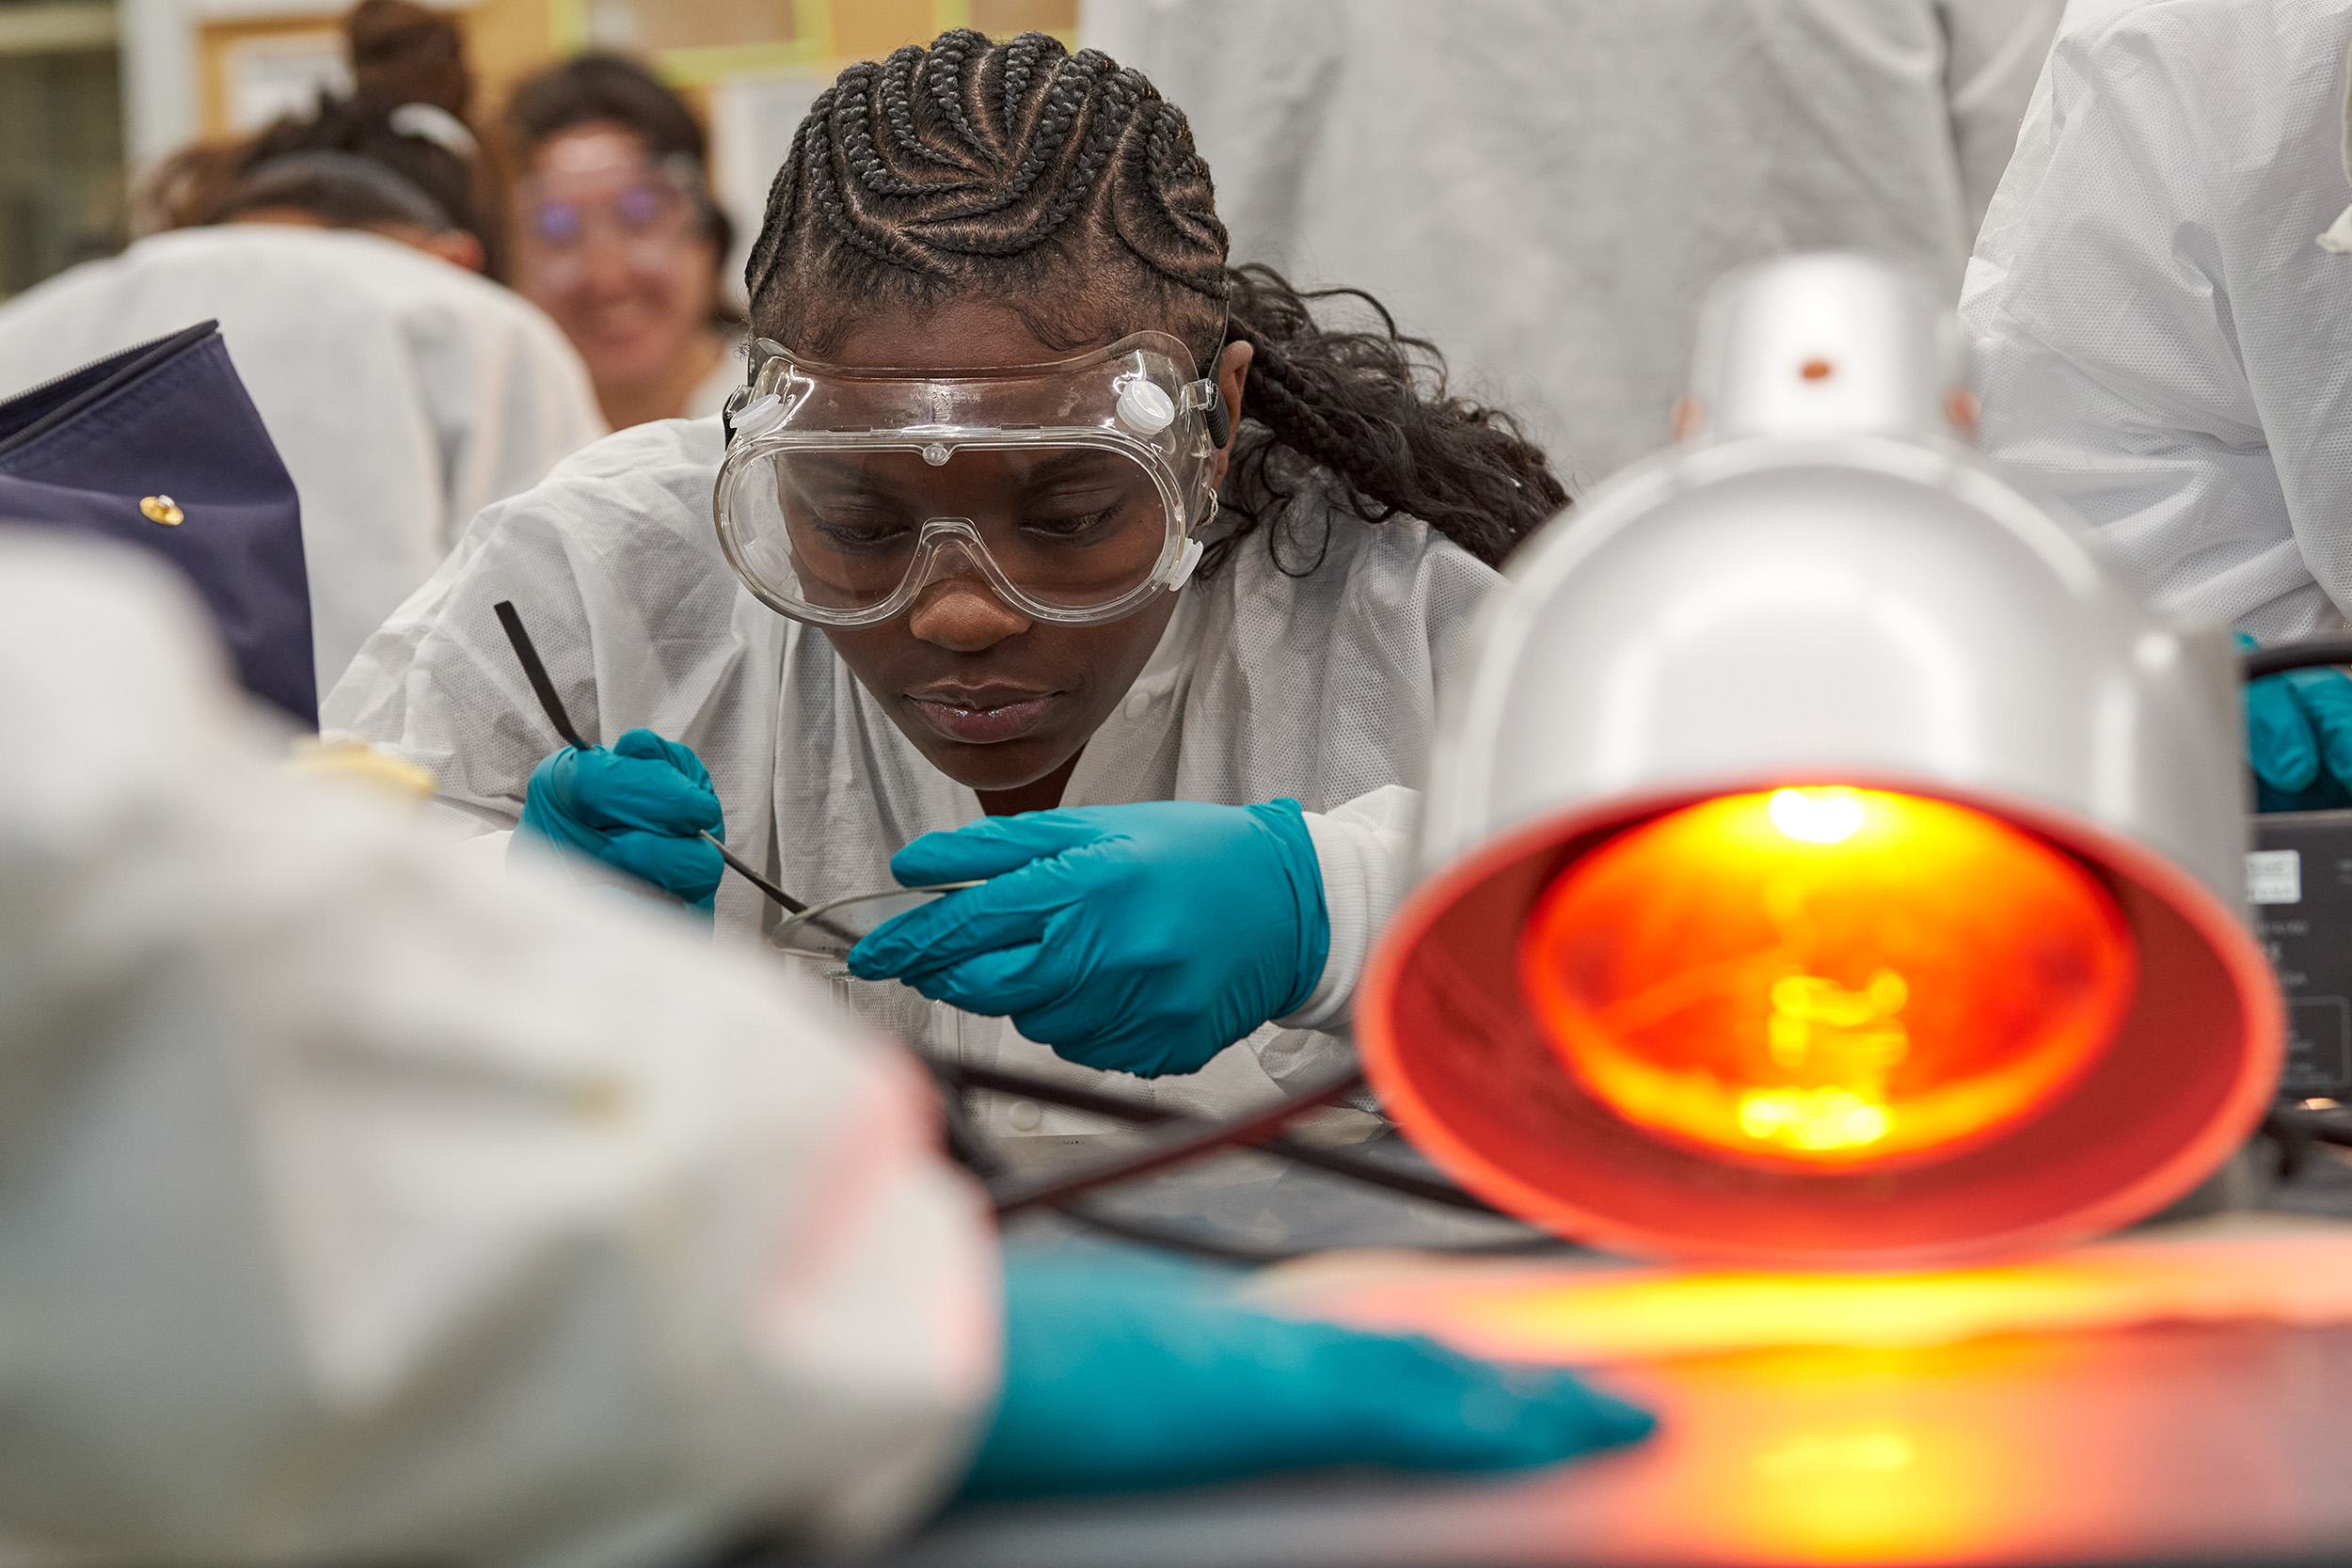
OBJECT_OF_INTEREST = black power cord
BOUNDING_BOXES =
[921,1056,1307,1264]
[945,1062,1512,1215]
[984,1061,1369,1217]
[2244,637,2352,679]
[920,1057,1543,1264]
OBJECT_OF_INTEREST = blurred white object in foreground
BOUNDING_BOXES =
[0,531,992,1568]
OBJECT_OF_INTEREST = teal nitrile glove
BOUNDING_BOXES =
[2239,632,2352,811]
[845,800,1331,1078]
[959,1253,1656,1501]
[516,728,725,911]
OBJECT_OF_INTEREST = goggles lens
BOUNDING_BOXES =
[744,445,1173,617]
[514,158,702,289]
[716,333,1218,627]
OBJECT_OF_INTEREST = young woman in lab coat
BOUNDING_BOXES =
[326,30,1565,1189]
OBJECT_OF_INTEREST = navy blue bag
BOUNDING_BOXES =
[0,321,315,725]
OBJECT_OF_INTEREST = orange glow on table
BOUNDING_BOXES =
[1517,787,2137,1169]
[1258,1227,2352,1366]
[1230,1231,2352,1564]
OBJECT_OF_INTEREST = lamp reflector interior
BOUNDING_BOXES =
[1518,788,2137,1171]
[1360,783,2281,1267]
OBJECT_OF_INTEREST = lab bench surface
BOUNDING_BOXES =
[878,1317,2352,1567]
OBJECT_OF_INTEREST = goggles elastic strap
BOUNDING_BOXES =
[1183,378,1232,449]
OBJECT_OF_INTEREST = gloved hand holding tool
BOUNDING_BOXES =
[517,729,726,911]
[961,1252,1655,1499]
[847,800,1331,1077]
[2240,632,2352,811]
[496,598,813,919]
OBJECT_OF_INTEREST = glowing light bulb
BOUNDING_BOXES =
[1516,787,2137,1170]
[1769,786,1866,844]
[1738,1087,1891,1150]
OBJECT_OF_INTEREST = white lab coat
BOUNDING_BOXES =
[0,227,607,693]
[1085,0,2063,480]
[325,416,1494,1148]
[0,531,993,1567]
[1962,0,2352,641]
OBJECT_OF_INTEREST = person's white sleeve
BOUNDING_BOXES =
[1278,783,1417,1033]
[0,536,996,1568]
[417,292,606,555]
[1961,1,2346,639]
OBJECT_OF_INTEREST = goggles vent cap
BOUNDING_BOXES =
[1116,378,1178,436]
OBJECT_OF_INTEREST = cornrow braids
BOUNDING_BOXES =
[921,28,993,157]
[747,31,1566,578]
[998,31,1055,136]
[872,49,964,173]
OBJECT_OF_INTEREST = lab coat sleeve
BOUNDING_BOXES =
[323,420,747,847]
[418,294,607,557]
[1960,1,2342,638]
[1278,784,1417,1033]
[0,537,997,1568]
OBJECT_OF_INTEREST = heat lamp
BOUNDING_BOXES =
[1358,253,2282,1269]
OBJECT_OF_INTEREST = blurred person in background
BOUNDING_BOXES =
[1087,0,2063,479]
[0,530,1650,1562]
[504,55,744,428]
[140,0,501,271]
[1963,0,2352,810]
[0,0,603,695]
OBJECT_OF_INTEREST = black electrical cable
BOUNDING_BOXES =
[918,1057,1384,1264]
[923,1062,1557,1261]
[2244,637,2352,679]
[987,1061,1373,1216]
[958,1062,1497,1210]
[945,1060,1513,1216]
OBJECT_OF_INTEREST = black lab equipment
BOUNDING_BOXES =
[0,321,314,726]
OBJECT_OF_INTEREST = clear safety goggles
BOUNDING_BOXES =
[512,152,707,293]
[714,331,1230,628]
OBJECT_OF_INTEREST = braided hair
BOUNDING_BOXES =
[746,30,1567,575]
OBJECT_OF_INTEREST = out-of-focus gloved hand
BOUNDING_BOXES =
[959,1252,1655,1501]
[516,727,725,911]
[846,800,1330,1077]
[2239,633,2352,811]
